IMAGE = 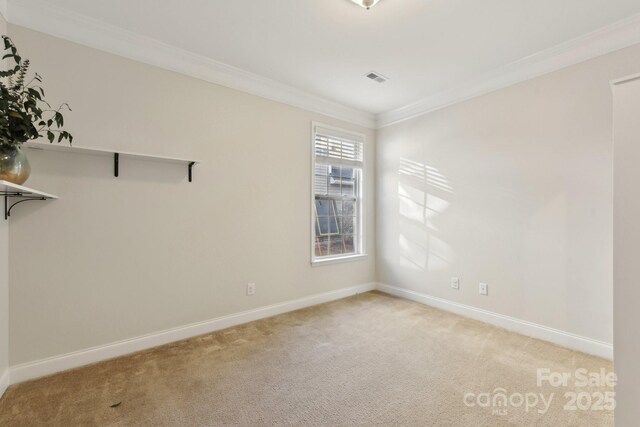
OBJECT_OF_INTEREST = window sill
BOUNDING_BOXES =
[311,253,368,267]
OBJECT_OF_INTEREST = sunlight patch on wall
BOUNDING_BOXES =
[399,185,427,224]
[396,157,454,272]
[398,184,451,231]
[399,158,452,193]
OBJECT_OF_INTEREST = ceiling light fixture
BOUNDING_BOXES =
[350,0,381,10]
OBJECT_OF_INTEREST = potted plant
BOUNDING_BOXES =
[1,35,72,185]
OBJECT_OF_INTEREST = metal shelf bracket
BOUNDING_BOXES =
[1,181,58,220]
[112,152,196,182]
[3,193,47,220]
[188,162,195,182]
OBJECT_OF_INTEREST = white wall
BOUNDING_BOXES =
[0,11,10,395]
[612,74,640,426]
[6,25,376,366]
[377,44,640,345]
[0,201,7,395]
[0,195,7,395]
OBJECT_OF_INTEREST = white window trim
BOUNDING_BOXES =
[310,122,367,266]
[311,253,368,267]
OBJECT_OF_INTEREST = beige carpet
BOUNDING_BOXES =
[0,291,613,426]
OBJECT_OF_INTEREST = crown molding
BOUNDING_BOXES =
[5,0,640,130]
[610,72,640,86]
[4,0,376,129]
[378,13,640,128]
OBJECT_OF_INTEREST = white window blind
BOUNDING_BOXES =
[314,127,364,168]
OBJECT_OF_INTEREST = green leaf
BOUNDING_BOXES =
[28,88,42,100]
[2,35,72,146]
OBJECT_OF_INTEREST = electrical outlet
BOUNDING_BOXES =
[247,283,256,296]
[479,282,488,296]
[451,277,460,290]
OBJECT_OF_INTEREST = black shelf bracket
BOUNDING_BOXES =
[112,153,195,182]
[188,162,195,182]
[3,193,47,220]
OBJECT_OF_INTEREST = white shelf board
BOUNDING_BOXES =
[0,180,58,199]
[25,142,199,165]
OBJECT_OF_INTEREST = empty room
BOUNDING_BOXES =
[1,0,639,425]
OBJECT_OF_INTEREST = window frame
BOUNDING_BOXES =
[310,122,367,266]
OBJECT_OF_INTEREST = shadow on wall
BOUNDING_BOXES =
[397,158,453,272]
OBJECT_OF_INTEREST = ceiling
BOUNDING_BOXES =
[6,0,640,120]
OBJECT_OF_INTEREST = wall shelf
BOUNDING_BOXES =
[25,142,200,182]
[0,180,58,220]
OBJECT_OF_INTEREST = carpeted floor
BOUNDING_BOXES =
[0,291,613,426]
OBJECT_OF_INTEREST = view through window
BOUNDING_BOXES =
[312,125,364,261]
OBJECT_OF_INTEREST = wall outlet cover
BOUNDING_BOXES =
[247,283,256,296]
[479,282,488,296]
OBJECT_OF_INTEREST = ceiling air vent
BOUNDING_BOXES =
[365,71,388,83]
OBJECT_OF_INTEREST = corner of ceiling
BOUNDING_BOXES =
[5,0,640,131]
[4,0,377,130]
[376,13,640,128]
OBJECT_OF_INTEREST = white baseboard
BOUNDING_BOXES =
[0,369,9,398]
[9,282,376,384]
[376,283,613,360]
[8,281,611,385]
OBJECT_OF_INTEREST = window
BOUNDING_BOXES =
[312,124,365,264]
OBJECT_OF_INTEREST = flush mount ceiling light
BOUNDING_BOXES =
[350,0,382,10]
